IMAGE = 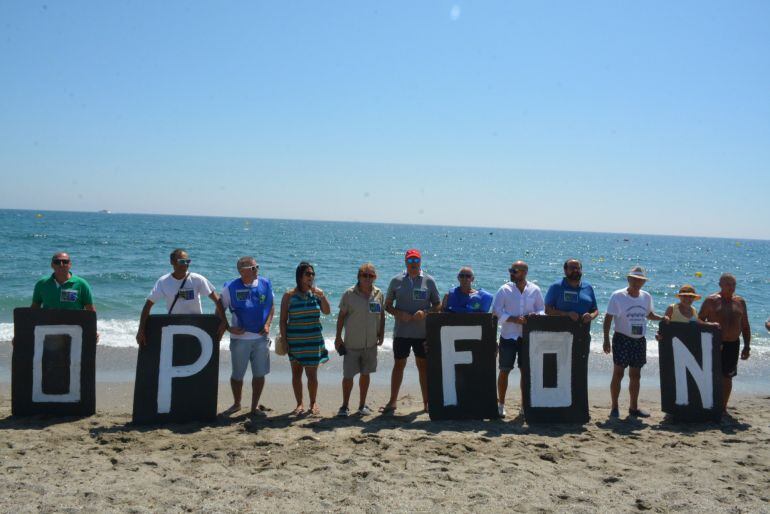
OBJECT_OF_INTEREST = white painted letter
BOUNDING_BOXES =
[529,331,572,408]
[157,325,213,414]
[32,325,83,403]
[672,333,713,409]
[440,326,480,406]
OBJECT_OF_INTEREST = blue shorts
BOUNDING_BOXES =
[499,337,522,371]
[230,336,270,380]
[612,332,646,369]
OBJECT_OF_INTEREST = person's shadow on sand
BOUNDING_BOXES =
[652,413,751,435]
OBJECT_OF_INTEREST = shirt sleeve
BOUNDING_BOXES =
[338,290,349,311]
[647,292,654,313]
[220,286,231,309]
[589,286,598,312]
[492,287,509,320]
[147,278,166,303]
[32,279,43,304]
[429,278,441,305]
[543,284,557,308]
[385,278,397,304]
[606,293,619,316]
[534,288,545,315]
[80,280,94,306]
[198,275,215,297]
[266,280,274,309]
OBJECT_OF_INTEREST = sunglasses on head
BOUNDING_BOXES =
[458,273,473,279]
[240,265,258,272]
[406,258,421,264]
[176,259,191,265]
[52,259,70,265]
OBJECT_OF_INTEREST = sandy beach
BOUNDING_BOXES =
[1,344,769,513]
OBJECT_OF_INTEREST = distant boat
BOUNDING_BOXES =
[98,209,112,214]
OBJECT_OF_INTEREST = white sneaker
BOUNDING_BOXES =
[498,403,507,418]
[357,405,373,416]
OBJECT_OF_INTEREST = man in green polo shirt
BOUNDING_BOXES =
[32,252,95,311]
[12,252,98,347]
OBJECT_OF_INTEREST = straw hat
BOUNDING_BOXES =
[676,284,702,300]
[627,265,648,281]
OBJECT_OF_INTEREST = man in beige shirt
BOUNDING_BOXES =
[335,263,385,417]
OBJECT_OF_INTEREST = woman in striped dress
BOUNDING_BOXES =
[280,262,330,415]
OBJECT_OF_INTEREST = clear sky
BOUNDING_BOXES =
[1,1,768,239]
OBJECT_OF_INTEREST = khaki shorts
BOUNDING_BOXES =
[343,347,378,379]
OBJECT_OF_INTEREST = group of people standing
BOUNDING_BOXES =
[26,248,760,421]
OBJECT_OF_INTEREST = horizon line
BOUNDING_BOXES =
[3,207,767,243]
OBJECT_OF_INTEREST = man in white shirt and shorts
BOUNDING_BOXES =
[603,266,663,419]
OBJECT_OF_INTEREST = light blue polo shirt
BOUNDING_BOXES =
[544,278,598,316]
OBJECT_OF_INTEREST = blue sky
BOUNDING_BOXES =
[1,1,768,239]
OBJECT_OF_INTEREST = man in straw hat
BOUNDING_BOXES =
[698,273,752,415]
[603,266,663,419]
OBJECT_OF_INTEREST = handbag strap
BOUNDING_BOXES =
[168,273,189,314]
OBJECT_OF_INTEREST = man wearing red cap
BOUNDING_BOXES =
[381,249,441,414]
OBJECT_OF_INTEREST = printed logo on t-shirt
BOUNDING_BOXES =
[369,301,382,314]
[563,291,578,303]
[412,289,428,301]
[236,289,250,302]
[631,324,644,336]
[259,294,267,303]
[178,289,195,301]
[60,289,78,303]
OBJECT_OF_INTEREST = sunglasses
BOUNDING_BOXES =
[458,273,473,279]
[509,268,526,274]
[304,271,316,277]
[52,259,70,265]
[239,265,258,272]
[361,273,376,279]
[176,259,191,265]
[406,258,421,264]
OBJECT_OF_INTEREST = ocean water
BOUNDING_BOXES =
[1,209,769,364]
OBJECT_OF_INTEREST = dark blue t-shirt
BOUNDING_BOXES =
[445,287,494,313]
[544,278,598,316]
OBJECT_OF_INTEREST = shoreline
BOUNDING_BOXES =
[2,341,769,395]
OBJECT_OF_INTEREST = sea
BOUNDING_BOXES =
[1,209,768,391]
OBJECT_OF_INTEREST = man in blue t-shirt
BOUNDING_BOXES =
[544,259,599,325]
[441,267,494,313]
[219,256,275,418]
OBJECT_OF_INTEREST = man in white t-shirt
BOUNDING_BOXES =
[135,248,225,346]
[603,266,663,419]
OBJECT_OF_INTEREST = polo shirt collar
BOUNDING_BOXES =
[561,277,582,289]
[50,272,72,287]
[354,284,379,297]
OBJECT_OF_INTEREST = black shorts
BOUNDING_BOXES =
[721,340,740,378]
[498,337,522,371]
[394,337,427,360]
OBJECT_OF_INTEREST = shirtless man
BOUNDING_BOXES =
[698,273,751,413]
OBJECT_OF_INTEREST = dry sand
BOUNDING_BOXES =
[0,381,768,513]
